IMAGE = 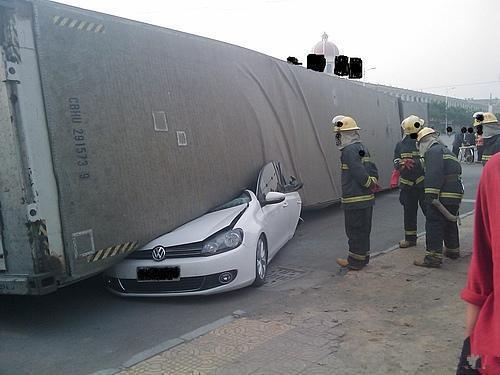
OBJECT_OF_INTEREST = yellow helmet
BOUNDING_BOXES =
[473,112,498,127]
[416,127,436,142]
[332,115,360,132]
[401,115,425,135]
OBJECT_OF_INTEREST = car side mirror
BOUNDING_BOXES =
[264,192,286,205]
[284,176,304,192]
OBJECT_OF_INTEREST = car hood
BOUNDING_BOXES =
[142,204,248,249]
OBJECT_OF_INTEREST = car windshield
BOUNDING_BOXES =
[209,192,251,213]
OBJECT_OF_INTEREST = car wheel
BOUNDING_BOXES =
[252,235,268,287]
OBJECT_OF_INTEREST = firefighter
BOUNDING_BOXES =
[393,115,426,248]
[414,127,463,268]
[332,115,379,271]
[472,112,500,164]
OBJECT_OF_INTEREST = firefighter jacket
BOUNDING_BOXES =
[340,142,379,210]
[423,143,463,205]
[393,136,425,190]
[482,134,500,164]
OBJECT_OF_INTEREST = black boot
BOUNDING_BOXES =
[414,253,442,268]
[444,247,460,259]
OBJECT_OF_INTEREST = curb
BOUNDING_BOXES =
[89,310,246,375]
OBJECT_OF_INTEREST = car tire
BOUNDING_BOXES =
[252,235,268,287]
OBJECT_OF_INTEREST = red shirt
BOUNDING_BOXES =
[461,152,500,373]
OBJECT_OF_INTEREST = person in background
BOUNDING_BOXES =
[459,153,500,374]
[332,115,379,271]
[452,127,466,157]
[464,127,476,161]
[440,125,456,151]
[476,133,484,163]
[465,127,476,147]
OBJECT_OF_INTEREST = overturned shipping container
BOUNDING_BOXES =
[0,0,402,295]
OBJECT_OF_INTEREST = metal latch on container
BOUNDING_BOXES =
[5,62,20,83]
[27,203,40,222]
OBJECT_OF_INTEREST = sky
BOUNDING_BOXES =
[59,0,500,100]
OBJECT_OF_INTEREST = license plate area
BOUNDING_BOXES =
[137,266,180,282]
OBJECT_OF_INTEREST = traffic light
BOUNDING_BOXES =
[349,57,363,79]
[306,54,326,72]
[306,53,364,79]
[334,55,349,76]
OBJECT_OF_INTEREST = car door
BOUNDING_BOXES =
[275,162,302,239]
[256,162,291,257]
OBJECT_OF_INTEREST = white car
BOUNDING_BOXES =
[104,162,303,296]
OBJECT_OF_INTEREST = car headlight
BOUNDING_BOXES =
[202,229,244,255]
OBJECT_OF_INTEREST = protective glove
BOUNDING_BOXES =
[390,169,400,188]
[393,158,401,170]
[400,158,415,170]
[369,177,381,193]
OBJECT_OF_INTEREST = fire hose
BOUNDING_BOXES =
[432,199,459,223]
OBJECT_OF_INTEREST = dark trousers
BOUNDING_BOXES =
[477,146,484,162]
[425,203,460,255]
[399,188,426,243]
[345,207,373,268]
[452,146,460,157]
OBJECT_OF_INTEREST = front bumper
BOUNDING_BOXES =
[104,269,248,296]
[104,243,255,296]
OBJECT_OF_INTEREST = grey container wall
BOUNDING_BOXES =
[400,100,429,127]
[28,0,401,279]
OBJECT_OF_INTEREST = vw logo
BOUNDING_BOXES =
[152,246,166,262]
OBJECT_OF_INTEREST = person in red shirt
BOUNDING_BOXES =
[459,152,500,374]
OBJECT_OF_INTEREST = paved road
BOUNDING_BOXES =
[0,163,481,375]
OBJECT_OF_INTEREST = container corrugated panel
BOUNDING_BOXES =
[31,0,401,275]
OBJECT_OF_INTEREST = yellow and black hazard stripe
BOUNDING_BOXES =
[87,241,138,263]
[52,15,106,33]
[38,221,50,255]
